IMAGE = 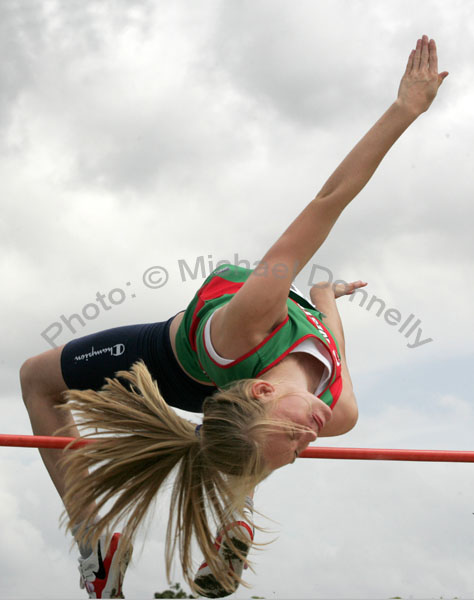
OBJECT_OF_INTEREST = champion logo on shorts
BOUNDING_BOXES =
[74,343,125,363]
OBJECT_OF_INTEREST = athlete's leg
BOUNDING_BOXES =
[20,318,215,512]
[20,334,141,598]
[194,493,255,598]
[20,346,96,522]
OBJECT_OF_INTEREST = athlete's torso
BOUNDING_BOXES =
[170,311,215,385]
[169,264,342,408]
[169,310,326,391]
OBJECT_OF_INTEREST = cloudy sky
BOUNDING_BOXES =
[1,0,473,598]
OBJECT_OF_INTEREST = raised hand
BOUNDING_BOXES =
[397,35,449,116]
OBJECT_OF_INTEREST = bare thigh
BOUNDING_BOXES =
[21,345,69,401]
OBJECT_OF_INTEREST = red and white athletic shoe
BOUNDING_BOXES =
[78,533,132,599]
[194,499,254,598]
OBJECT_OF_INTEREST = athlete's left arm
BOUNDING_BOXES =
[211,38,447,349]
[310,283,360,437]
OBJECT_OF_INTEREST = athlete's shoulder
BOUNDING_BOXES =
[208,263,252,281]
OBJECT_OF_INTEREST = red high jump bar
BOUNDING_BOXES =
[1,434,474,462]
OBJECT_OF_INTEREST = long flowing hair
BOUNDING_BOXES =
[56,360,298,595]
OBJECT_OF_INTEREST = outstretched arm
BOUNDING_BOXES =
[264,35,449,278]
[311,36,448,213]
[212,36,448,352]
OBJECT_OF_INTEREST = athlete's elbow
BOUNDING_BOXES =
[339,392,359,433]
[313,190,352,219]
[345,398,359,432]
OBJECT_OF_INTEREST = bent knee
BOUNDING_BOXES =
[20,346,68,403]
[20,357,37,401]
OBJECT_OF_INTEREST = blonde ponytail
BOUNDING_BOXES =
[57,361,280,595]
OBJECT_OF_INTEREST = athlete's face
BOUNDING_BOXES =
[260,387,332,470]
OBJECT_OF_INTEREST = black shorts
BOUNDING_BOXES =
[60,316,217,413]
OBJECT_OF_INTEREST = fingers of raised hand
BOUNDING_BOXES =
[413,37,423,70]
[412,35,438,74]
[420,35,430,67]
[428,38,439,74]
[405,48,415,74]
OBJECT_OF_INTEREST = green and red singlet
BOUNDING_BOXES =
[175,264,342,408]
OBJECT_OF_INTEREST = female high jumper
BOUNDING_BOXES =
[19,35,448,598]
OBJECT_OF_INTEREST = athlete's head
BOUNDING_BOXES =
[199,378,332,475]
[249,379,332,469]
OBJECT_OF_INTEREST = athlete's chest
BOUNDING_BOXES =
[282,352,325,396]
